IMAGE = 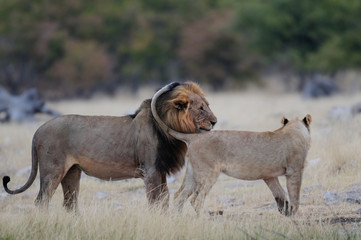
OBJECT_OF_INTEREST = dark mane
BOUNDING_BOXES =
[152,118,187,175]
[152,82,187,175]
[129,85,187,175]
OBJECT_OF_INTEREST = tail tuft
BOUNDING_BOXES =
[3,176,10,186]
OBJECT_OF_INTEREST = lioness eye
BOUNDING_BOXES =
[200,106,204,111]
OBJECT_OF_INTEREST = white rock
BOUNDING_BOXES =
[323,188,361,205]
[95,192,108,199]
[166,175,177,184]
[304,184,324,192]
[357,208,361,215]
[217,195,235,203]
[328,106,352,121]
[226,200,244,207]
[308,158,321,166]
[323,191,340,205]
[113,201,123,210]
[0,192,7,201]
[343,188,361,204]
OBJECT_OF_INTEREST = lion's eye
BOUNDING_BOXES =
[200,106,204,111]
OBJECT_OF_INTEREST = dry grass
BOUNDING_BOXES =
[1,88,361,239]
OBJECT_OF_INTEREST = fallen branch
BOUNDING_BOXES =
[0,86,60,122]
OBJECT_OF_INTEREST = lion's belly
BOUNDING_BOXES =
[75,156,143,180]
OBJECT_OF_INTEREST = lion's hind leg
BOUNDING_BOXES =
[35,151,69,209]
[35,172,64,209]
[61,165,81,212]
[264,177,288,215]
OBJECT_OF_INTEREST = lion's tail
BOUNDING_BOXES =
[151,82,192,143]
[3,136,38,194]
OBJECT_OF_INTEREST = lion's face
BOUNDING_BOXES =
[164,82,217,133]
[186,93,217,132]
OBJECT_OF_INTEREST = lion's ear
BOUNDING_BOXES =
[281,117,289,125]
[171,96,190,111]
[303,114,312,126]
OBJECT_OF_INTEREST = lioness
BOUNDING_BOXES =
[3,82,217,211]
[151,88,311,216]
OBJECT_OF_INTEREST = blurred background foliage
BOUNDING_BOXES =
[0,0,360,98]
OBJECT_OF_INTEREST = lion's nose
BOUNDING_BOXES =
[211,121,217,127]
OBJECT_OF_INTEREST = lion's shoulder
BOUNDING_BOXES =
[129,99,151,119]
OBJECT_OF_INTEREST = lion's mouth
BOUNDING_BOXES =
[199,121,216,132]
[200,125,213,132]
[200,128,211,132]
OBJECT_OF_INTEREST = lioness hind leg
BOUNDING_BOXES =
[264,177,288,215]
[61,165,81,212]
[285,172,303,216]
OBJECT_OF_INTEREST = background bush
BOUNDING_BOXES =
[0,0,360,98]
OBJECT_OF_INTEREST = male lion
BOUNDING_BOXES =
[3,82,217,211]
[151,90,311,216]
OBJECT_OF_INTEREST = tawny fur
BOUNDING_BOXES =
[151,96,311,216]
[2,82,217,211]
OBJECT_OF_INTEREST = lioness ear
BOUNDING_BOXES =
[281,117,289,125]
[171,97,190,111]
[303,114,312,126]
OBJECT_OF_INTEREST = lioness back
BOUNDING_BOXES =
[188,120,310,172]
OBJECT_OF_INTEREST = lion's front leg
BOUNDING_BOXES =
[144,168,169,209]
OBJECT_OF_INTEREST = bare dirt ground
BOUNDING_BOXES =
[0,87,360,239]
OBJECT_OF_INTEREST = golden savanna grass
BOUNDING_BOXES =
[1,88,361,239]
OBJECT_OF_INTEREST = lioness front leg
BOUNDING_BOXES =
[264,177,288,215]
[174,162,196,212]
[190,174,218,215]
[174,183,195,212]
[285,172,303,216]
[190,183,213,215]
[185,165,219,215]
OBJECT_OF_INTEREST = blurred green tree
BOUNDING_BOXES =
[0,0,360,97]
[234,0,361,74]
